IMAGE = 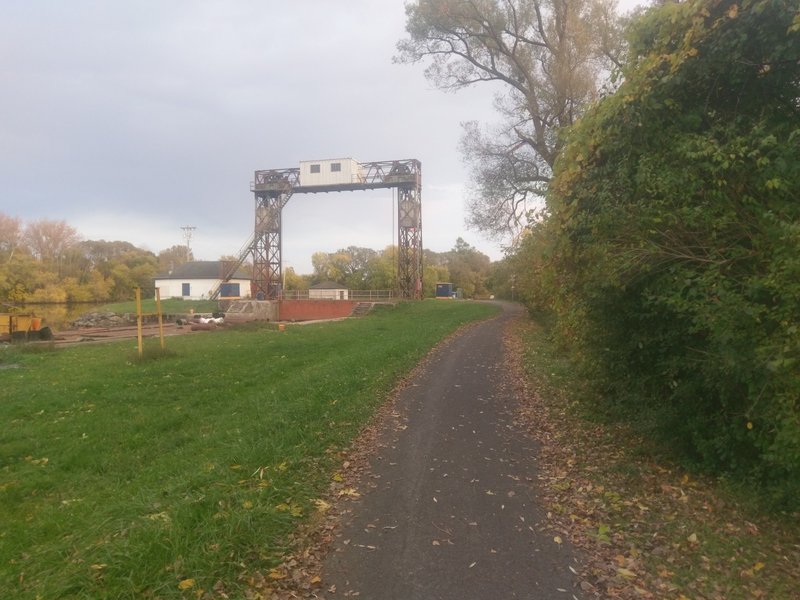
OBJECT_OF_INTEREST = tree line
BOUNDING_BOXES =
[0,213,496,304]
[285,238,493,298]
[398,0,799,506]
[1,215,156,304]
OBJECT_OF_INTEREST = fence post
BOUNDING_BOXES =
[155,287,165,350]
[135,287,143,357]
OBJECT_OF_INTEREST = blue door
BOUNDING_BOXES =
[182,283,190,297]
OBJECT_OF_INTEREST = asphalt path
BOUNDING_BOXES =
[322,302,581,599]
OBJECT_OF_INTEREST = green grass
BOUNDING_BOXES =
[99,298,220,315]
[0,300,497,599]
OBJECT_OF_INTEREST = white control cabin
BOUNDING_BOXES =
[299,158,362,187]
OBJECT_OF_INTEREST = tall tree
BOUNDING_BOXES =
[363,246,397,290]
[107,249,159,300]
[0,213,23,263]
[311,246,380,289]
[54,240,140,283]
[445,237,492,297]
[158,245,193,273]
[283,267,310,291]
[81,240,142,270]
[24,219,80,262]
[24,219,81,276]
[397,0,622,244]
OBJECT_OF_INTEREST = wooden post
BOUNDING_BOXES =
[135,287,143,357]
[155,287,165,350]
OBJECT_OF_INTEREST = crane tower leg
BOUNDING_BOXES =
[253,191,290,300]
[397,185,423,299]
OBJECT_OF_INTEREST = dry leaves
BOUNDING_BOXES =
[506,320,800,600]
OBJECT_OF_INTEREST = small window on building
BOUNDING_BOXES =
[331,162,342,172]
[310,164,321,174]
[220,283,240,298]
[182,283,190,297]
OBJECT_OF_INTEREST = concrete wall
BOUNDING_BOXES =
[223,300,279,323]
[279,300,358,321]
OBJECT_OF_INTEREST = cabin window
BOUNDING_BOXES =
[310,164,321,174]
[331,162,342,172]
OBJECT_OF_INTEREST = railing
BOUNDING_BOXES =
[350,289,396,300]
[279,290,395,301]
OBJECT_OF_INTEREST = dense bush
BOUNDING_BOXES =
[537,0,800,505]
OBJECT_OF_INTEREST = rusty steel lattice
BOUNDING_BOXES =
[247,159,422,300]
[251,194,286,299]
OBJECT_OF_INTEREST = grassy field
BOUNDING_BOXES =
[0,300,498,599]
[98,298,220,315]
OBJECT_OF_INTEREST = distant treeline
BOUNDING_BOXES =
[0,215,498,304]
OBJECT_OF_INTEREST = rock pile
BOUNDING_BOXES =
[71,312,133,328]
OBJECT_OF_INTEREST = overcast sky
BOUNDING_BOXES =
[1,0,643,273]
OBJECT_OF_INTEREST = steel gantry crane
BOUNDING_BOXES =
[225,158,423,300]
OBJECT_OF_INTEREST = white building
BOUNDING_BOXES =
[308,281,349,300]
[299,158,362,187]
[154,261,251,300]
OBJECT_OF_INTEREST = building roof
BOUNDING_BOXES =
[310,280,347,290]
[155,261,251,281]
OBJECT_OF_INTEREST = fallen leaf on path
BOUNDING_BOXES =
[313,498,331,512]
[268,569,287,580]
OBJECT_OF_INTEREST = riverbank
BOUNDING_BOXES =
[4,299,221,333]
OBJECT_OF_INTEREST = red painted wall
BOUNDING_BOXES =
[279,300,358,321]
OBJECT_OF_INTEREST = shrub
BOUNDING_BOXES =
[540,0,800,506]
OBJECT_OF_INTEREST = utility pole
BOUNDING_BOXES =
[181,226,196,261]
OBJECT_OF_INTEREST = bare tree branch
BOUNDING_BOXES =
[397,0,623,247]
